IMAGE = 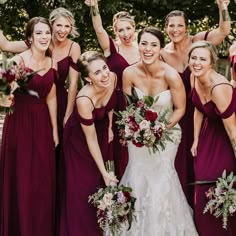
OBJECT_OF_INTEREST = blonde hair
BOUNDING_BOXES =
[112,11,135,32]
[49,7,79,38]
[188,41,218,68]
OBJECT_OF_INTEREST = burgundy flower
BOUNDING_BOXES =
[144,110,158,122]
[3,70,16,83]
[123,191,131,202]
[132,140,144,147]
[129,116,139,131]
[155,128,163,140]
[137,100,144,108]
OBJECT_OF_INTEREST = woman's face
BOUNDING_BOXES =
[31,22,51,51]
[51,16,71,42]
[189,47,212,77]
[138,32,161,65]
[114,20,135,46]
[88,59,111,88]
[166,16,187,43]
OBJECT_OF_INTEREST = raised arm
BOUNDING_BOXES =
[0,30,28,53]
[76,97,118,185]
[84,0,110,56]
[229,43,236,87]
[193,0,231,45]
[63,42,81,126]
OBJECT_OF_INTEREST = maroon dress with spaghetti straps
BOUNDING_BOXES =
[106,37,131,179]
[54,42,78,140]
[0,67,57,236]
[59,89,118,236]
[174,32,210,207]
[192,83,236,236]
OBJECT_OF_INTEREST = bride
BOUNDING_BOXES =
[120,26,199,235]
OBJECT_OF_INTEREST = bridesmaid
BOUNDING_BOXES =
[0,17,58,236]
[229,42,236,87]
[85,0,140,179]
[189,41,236,235]
[59,51,118,236]
[161,0,231,206]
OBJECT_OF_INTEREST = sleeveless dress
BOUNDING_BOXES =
[54,42,78,140]
[59,89,118,236]
[191,84,236,236]
[106,37,131,179]
[0,68,56,236]
[120,87,198,236]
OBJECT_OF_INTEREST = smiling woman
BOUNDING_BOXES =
[58,51,119,236]
[0,17,58,236]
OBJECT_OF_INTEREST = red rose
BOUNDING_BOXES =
[129,116,139,131]
[145,110,158,122]
[3,71,16,83]
[123,191,131,201]
[132,140,144,147]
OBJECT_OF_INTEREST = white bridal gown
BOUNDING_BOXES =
[120,88,199,236]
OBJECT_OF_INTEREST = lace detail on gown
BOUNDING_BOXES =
[119,88,198,236]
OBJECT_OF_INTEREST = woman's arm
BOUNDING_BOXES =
[193,0,231,45]
[46,83,59,147]
[108,109,114,143]
[63,42,81,126]
[0,30,28,53]
[166,68,186,128]
[84,0,111,56]
[77,97,118,185]
[212,84,236,157]
[191,108,204,157]
[229,43,236,86]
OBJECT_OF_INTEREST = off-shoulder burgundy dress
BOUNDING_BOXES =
[0,68,57,236]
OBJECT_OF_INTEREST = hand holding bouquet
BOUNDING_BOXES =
[115,90,179,154]
[204,170,236,229]
[89,161,136,235]
[0,52,37,114]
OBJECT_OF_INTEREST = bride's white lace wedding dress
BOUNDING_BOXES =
[120,87,198,236]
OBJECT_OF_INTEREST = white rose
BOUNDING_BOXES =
[139,120,150,130]
[103,193,114,206]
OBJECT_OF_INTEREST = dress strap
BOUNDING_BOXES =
[109,37,117,54]
[76,95,95,108]
[68,42,74,56]
[17,54,26,67]
[210,83,233,95]
[160,54,166,62]
[204,31,209,41]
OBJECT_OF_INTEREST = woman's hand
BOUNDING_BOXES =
[0,94,14,107]
[84,0,98,7]
[191,140,198,157]
[102,171,119,187]
[108,127,114,143]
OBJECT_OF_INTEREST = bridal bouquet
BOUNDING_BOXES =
[0,53,36,114]
[115,92,179,153]
[88,161,136,236]
[203,170,236,229]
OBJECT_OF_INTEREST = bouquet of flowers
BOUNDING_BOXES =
[115,89,179,153]
[203,170,236,229]
[0,52,37,114]
[88,161,136,236]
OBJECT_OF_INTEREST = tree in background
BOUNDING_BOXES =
[0,0,235,57]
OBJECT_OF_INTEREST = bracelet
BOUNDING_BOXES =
[222,9,230,21]
[90,5,100,16]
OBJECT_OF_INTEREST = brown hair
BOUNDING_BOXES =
[165,10,189,27]
[138,26,165,49]
[25,17,52,57]
[77,51,106,80]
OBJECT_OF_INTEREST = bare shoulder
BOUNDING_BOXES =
[229,43,236,54]
[70,40,81,59]
[163,62,181,81]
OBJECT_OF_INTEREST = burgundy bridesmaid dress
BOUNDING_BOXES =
[0,68,57,236]
[192,83,236,236]
[59,90,117,236]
